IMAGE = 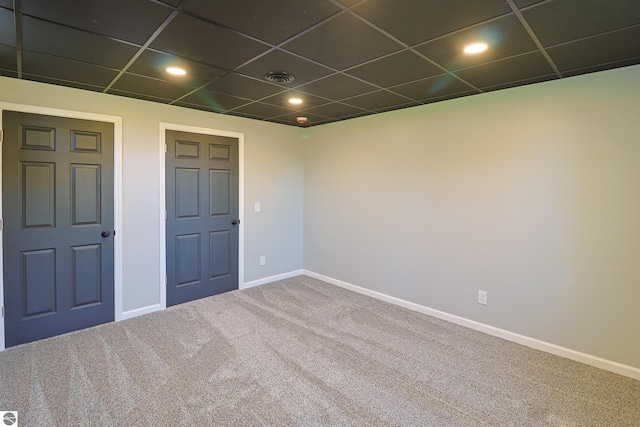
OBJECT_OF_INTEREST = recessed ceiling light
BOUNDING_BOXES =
[464,43,489,54]
[166,67,187,76]
[289,97,303,105]
[463,43,488,54]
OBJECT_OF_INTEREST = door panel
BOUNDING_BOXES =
[3,111,114,346]
[22,162,56,228]
[71,164,102,225]
[22,249,56,317]
[71,244,101,307]
[209,169,230,215]
[166,130,239,306]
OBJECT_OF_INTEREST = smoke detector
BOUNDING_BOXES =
[265,71,295,84]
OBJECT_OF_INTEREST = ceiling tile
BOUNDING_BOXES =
[422,90,477,105]
[0,44,16,71]
[0,2,13,9]
[109,89,173,103]
[22,51,118,88]
[561,58,640,79]
[157,0,182,7]
[296,74,378,100]
[390,73,476,101]
[182,0,341,45]
[282,13,403,70]
[345,50,442,87]
[523,0,640,47]
[236,49,333,86]
[414,15,538,71]
[179,90,251,112]
[334,0,361,7]
[306,102,369,119]
[110,73,195,100]
[261,90,329,110]
[454,51,555,89]
[151,13,270,71]
[20,0,172,45]
[128,49,226,87]
[549,26,640,74]
[513,0,546,8]
[203,73,284,99]
[343,90,416,111]
[481,74,558,93]
[0,7,15,46]
[232,102,291,119]
[22,17,138,70]
[353,0,512,45]
[23,74,106,92]
[173,101,229,114]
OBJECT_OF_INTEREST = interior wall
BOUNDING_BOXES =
[0,76,304,312]
[303,65,640,370]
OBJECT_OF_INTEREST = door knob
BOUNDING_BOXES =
[231,219,240,225]
[101,231,111,238]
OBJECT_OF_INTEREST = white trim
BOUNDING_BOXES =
[0,102,124,349]
[120,303,162,321]
[242,270,304,289]
[159,123,245,310]
[303,270,640,381]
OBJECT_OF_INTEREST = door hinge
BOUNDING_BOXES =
[165,210,168,220]
[0,129,3,143]
[165,275,168,286]
[1,306,4,318]
[164,144,167,154]
[0,218,3,231]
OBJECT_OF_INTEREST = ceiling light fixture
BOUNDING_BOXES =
[166,66,187,76]
[289,97,303,105]
[463,43,488,54]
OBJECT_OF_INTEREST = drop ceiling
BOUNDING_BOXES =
[0,0,639,127]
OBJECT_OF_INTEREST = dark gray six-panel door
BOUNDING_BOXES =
[166,130,239,306]
[2,111,114,347]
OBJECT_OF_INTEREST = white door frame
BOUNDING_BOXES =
[159,123,244,309]
[0,102,124,350]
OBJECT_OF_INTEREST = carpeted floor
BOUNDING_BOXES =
[0,275,638,426]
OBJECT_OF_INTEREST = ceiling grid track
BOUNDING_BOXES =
[103,4,185,93]
[1,0,638,126]
[505,0,563,79]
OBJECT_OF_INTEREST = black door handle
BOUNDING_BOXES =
[101,231,111,238]
[231,219,240,225]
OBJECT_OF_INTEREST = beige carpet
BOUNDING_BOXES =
[0,275,638,426]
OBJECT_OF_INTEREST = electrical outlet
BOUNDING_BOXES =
[478,290,488,305]
[260,256,266,266]
[254,202,261,212]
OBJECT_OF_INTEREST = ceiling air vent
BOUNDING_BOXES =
[265,71,295,84]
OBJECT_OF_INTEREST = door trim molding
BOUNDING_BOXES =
[159,123,244,310]
[0,102,123,350]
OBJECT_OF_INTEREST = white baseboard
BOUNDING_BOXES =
[303,270,640,381]
[120,303,162,321]
[119,270,304,321]
[242,269,304,289]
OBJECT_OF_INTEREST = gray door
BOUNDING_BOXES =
[166,130,239,306]
[2,111,114,347]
